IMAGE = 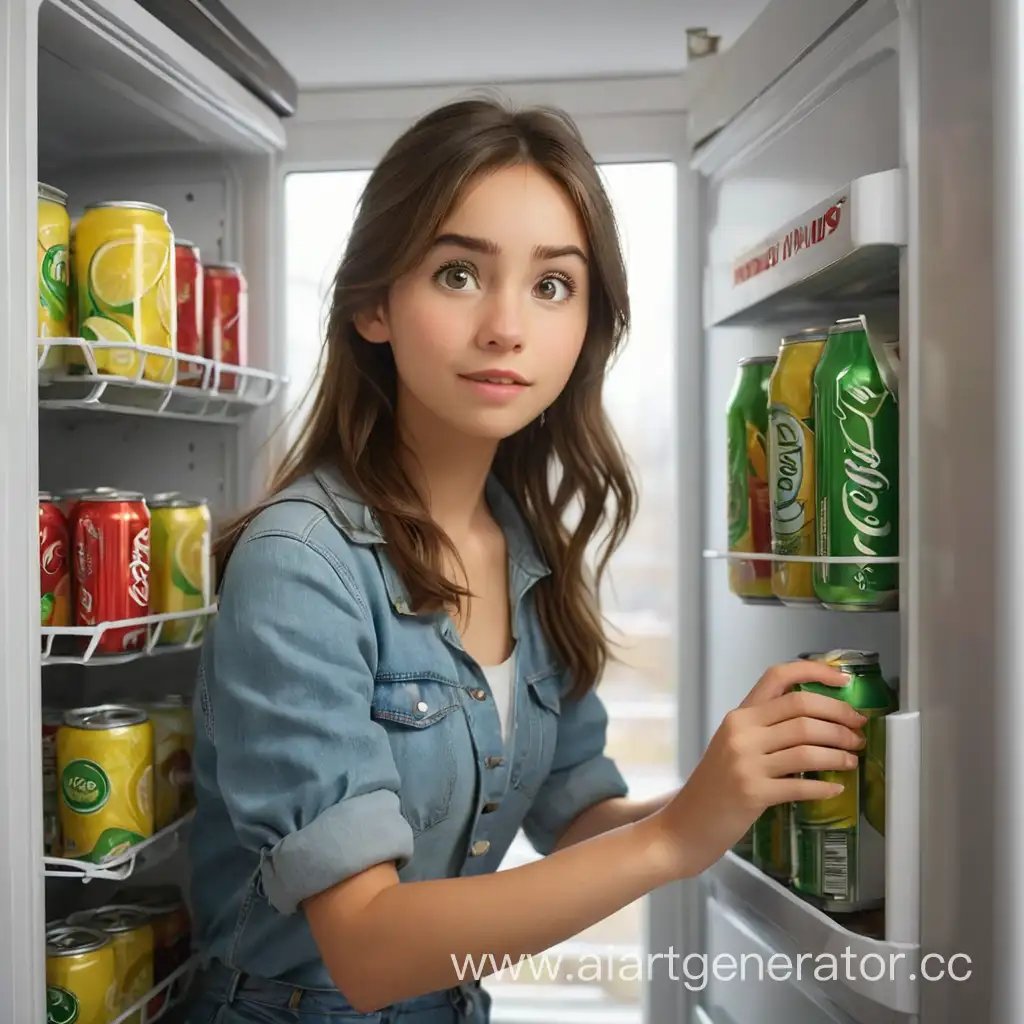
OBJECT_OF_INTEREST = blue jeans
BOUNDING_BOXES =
[183,962,492,1024]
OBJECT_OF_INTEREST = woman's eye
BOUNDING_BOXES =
[535,276,574,302]
[436,265,480,291]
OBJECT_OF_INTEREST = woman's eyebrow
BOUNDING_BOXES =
[430,233,588,264]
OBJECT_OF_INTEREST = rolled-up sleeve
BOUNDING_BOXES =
[522,683,629,855]
[205,529,414,915]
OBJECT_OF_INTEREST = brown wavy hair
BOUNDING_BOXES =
[219,97,636,700]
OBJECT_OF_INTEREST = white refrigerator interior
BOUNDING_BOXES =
[0,0,1008,1022]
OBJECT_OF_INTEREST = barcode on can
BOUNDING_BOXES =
[823,832,848,898]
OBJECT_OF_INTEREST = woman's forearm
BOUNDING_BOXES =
[306,814,687,1012]
[551,789,679,851]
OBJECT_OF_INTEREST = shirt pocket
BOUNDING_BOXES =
[370,678,462,835]
[511,667,563,796]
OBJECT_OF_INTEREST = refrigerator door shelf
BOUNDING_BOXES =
[38,0,285,163]
[38,339,285,425]
[41,606,217,666]
[703,550,901,566]
[44,809,194,882]
[704,169,906,329]
[708,852,919,1018]
[107,954,198,1024]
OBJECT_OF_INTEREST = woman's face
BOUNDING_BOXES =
[356,163,591,443]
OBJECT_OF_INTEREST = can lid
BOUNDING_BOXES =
[142,694,189,709]
[814,649,880,669]
[68,905,153,934]
[45,925,110,956]
[39,491,54,502]
[85,200,168,217]
[110,884,185,914]
[38,182,69,206]
[148,491,208,509]
[79,490,146,503]
[175,239,199,249]
[738,355,776,366]
[56,486,116,501]
[781,326,830,346]
[63,705,149,731]
[828,317,866,335]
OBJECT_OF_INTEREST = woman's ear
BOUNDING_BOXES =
[353,305,390,344]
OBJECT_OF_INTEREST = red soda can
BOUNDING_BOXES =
[175,241,204,386]
[203,263,248,392]
[39,493,71,627]
[74,492,151,654]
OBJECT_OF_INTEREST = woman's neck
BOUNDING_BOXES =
[396,398,499,539]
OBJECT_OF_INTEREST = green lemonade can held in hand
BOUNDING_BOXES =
[726,355,777,604]
[752,802,793,883]
[794,650,897,913]
[813,318,899,610]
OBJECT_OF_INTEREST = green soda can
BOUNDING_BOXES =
[726,355,777,604]
[793,650,897,913]
[752,803,793,883]
[813,318,899,610]
[733,825,754,861]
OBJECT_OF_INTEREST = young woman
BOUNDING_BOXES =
[185,98,863,1024]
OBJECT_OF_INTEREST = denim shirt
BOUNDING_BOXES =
[188,466,629,1005]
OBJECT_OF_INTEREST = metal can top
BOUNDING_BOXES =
[828,317,866,335]
[45,925,110,957]
[84,200,168,217]
[63,705,149,731]
[111,884,185,915]
[813,649,880,670]
[39,491,55,503]
[205,261,244,273]
[57,486,116,500]
[781,326,830,346]
[68,905,153,935]
[175,239,199,249]
[38,182,69,206]
[78,491,146,503]
[142,694,188,710]
[148,491,208,509]
[737,355,776,367]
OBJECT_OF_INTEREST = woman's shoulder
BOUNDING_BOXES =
[225,466,387,606]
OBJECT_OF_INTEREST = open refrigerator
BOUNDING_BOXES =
[0,0,1014,1022]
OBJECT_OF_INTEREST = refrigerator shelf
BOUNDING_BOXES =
[41,606,217,666]
[38,339,285,424]
[108,955,198,1024]
[39,0,285,162]
[705,168,906,328]
[703,550,901,565]
[45,810,194,882]
[709,852,919,1017]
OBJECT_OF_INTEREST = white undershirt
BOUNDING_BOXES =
[479,649,516,744]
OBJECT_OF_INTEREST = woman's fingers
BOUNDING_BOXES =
[763,744,860,777]
[754,688,866,729]
[741,660,852,707]
[758,715,865,755]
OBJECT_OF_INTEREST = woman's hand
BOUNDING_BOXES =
[642,660,864,880]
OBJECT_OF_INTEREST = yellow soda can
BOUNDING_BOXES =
[57,705,154,863]
[767,327,828,605]
[46,924,119,1024]
[38,182,71,373]
[140,695,195,829]
[68,906,155,1024]
[71,200,176,383]
[149,494,211,645]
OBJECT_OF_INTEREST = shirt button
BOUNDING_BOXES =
[415,700,428,714]
[482,802,500,813]
[471,688,487,701]
[470,839,491,856]
[485,756,504,768]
